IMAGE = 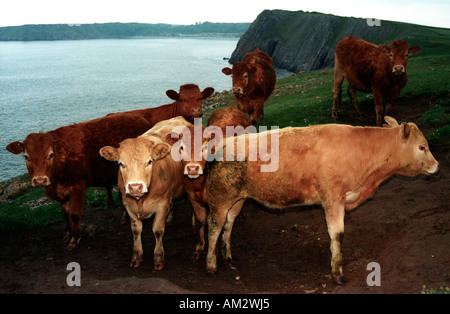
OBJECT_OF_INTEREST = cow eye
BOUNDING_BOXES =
[48,152,54,160]
[24,154,31,162]
[419,145,427,152]
[118,161,125,168]
[389,53,393,57]
[147,160,152,166]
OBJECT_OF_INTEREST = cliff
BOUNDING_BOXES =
[229,10,437,72]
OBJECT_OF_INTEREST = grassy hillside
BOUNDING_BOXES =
[1,50,449,231]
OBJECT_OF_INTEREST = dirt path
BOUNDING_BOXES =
[0,97,449,294]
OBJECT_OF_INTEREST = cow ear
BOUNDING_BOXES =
[378,45,390,55]
[100,146,119,162]
[401,123,411,141]
[408,45,421,55]
[6,141,24,154]
[202,87,215,99]
[222,67,232,75]
[152,143,171,161]
[383,116,399,128]
[166,89,179,100]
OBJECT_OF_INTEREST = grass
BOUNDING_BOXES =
[1,51,449,231]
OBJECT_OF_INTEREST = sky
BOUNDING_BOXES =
[0,0,449,28]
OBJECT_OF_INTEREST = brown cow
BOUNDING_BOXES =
[113,83,214,124]
[222,49,276,125]
[332,36,421,126]
[6,113,152,250]
[205,116,438,284]
[100,117,191,269]
[6,84,214,249]
[168,108,251,259]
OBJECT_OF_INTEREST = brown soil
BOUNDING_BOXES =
[1,96,449,295]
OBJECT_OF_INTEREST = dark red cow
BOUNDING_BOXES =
[332,36,421,126]
[222,49,276,125]
[6,84,214,250]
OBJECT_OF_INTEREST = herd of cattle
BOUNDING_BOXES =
[6,36,439,285]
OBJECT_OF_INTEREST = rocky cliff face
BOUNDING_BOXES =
[229,10,408,72]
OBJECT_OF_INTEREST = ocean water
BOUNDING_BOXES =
[0,37,292,182]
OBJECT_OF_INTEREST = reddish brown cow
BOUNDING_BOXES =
[222,49,276,125]
[113,84,214,124]
[6,113,152,250]
[168,107,251,258]
[6,84,214,250]
[332,36,421,126]
[100,117,191,269]
[205,117,438,284]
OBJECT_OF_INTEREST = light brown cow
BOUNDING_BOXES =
[100,117,191,269]
[205,116,439,284]
[332,36,421,126]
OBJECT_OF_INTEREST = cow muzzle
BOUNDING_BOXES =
[126,181,148,199]
[184,163,203,179]
[232,87,244,95]
[32,176,50,187]
[392,65,405,75]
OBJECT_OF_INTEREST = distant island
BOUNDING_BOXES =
[0,22,251,41]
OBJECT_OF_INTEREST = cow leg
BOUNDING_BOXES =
[66,184,87,251]
[60,201,71,244]
[373,89,385,126]
[106,186,115,207]
[249,99,264,125]
[189,196,207,260]
[324,202,345,285]
[206,202,230,274]
[128,213,143,268]
[220,199,245,269]
[347,85,362,120]
[332,62,345,120]
[152,203,169,271]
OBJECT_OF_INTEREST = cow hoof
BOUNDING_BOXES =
[154,262,165,271]
[192,250,203,261]
[129,261,142,268]
[333,275,347,285]
[66,243,78,251]
[207,271,217,277]
[224,260,237,270]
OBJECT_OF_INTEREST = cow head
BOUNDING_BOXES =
[100,137,171,200]
[384,116,439,176]
[378,40,421,75]
[6,133,67,187]
[222,62,258,96]
[166,84,214,123]
[169,125,209,180]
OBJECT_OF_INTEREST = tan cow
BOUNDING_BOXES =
[100,117,192,269]
[205,116,439,284]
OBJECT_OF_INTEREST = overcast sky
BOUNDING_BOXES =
[0,0,448,28]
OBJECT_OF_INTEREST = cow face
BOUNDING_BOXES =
[6,133,67,187]
[384,116,439,176]
[379,40,421,75]
[100,138,170,200]
[166,84,214,123]
[222,63,256,95]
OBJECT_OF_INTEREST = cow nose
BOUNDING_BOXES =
[191,107,202,117]
[128,183,144,194]
[393,65,405,73]
[187,165,200,174]
[32,176,49,187]
[232,87,243,95]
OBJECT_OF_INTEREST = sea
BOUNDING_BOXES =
[0,37,292,182]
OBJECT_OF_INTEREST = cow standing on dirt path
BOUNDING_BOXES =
[100,117,193,269]
[205,116,438,285]
[332,36,421,126]
[222,49,276,125]
[6,84,214,250]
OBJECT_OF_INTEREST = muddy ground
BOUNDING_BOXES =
[0,96,449,295]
